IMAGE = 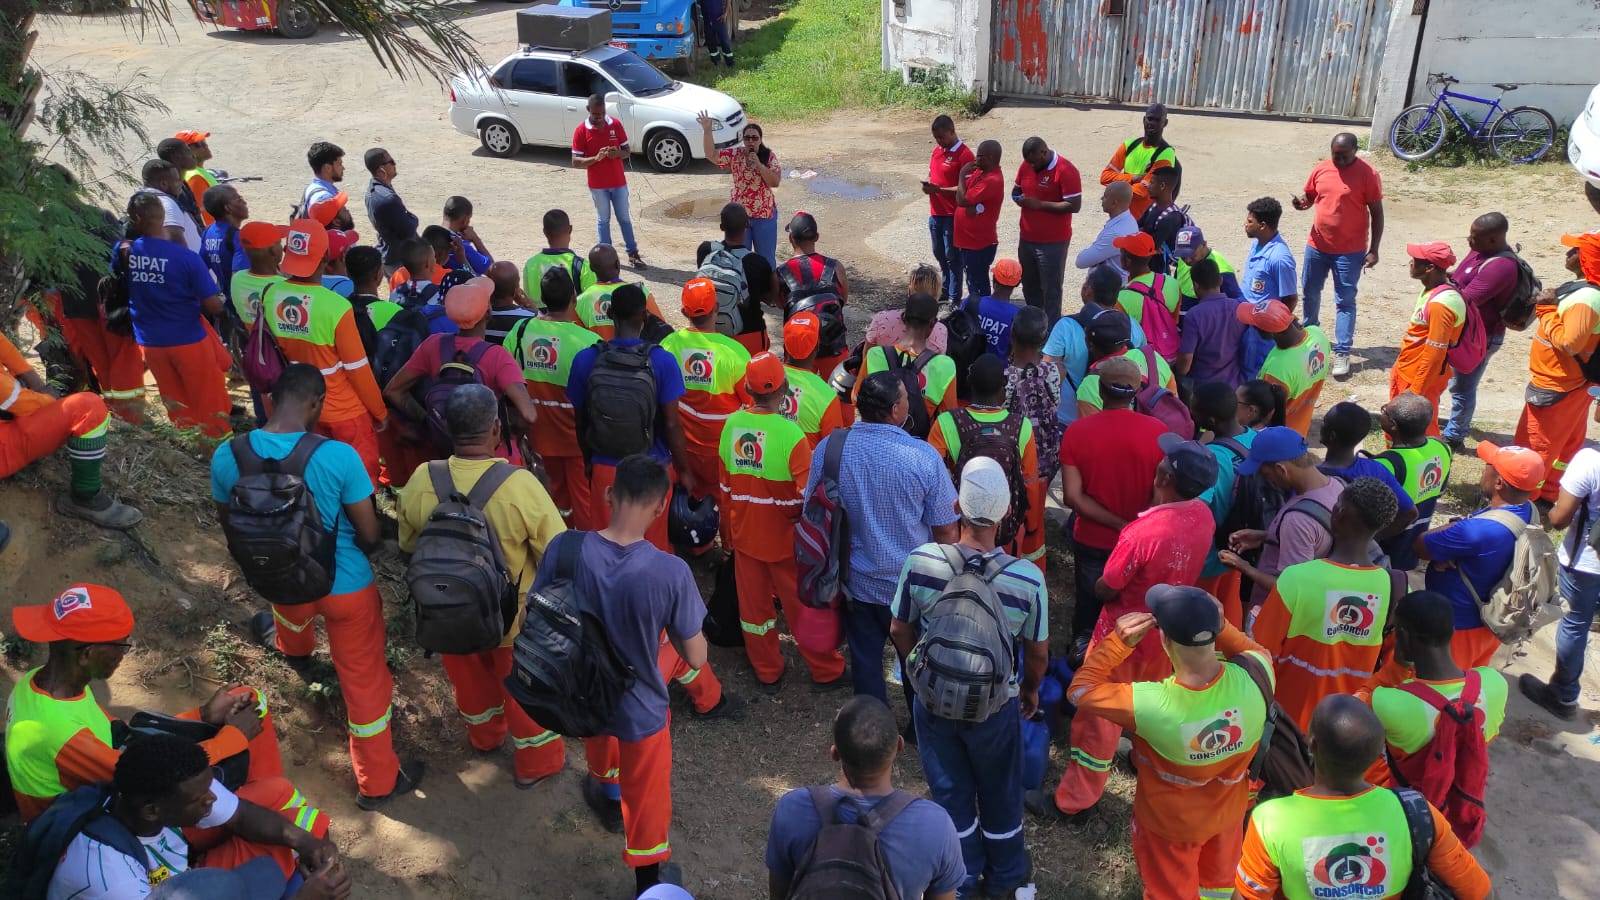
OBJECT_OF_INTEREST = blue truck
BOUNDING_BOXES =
[557,0,737,67]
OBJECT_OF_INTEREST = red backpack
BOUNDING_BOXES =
[1389,670,1490,849]
[1437,283,1488,375]
[1128,274,1180,362]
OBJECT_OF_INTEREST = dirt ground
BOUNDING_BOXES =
[7,5,1600,899]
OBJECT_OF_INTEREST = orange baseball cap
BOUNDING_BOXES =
[681,277,719,317]
[239,221,289,251]
[1476,440,1546,492]
[12,583,134,644]
[280,218,328,278]
[1406,241,1457,270]
[746,352,786,394]
[445,276,493,327]
[308,191,348,227]
[174,130,210,145]
[1561,232,1600,283]
[783,311,821,360]
[992,258,1023,287]
[1112,232,1157,258]
[1236,298,1293,334]
[326,229,360,262]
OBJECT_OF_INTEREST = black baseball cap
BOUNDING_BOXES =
[1146,584,1222,646]
[1085,308,1132,346]
[1158,433,1220,496]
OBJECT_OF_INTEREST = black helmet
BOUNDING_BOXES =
[669,487,719,549]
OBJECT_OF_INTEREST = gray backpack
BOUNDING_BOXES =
[406,461,520,656]
[906,546,1015,723]
[697,240,750,337]
[788,787,913,900]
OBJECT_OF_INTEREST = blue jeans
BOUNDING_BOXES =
[913,697,1030,896]
[1442,333,1506,442]
[589,186,638,255]
[1554,566,1600,704]
[929,215,963,302]
[749,209,778,266]
[1301,246,1366,354]
[960,245,998,301]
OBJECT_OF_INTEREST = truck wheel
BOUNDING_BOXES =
[480,120,522,158]
[646,130,690,172]
[276,0,318,38]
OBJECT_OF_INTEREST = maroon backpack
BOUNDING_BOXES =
[1133,346,1194,438]
[1389,670,1490,849]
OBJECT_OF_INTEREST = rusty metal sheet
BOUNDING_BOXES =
[1191,0,1286,113]
[1122,0,1207,108]
[1269,0,1394,117]
[991,0,1123,100]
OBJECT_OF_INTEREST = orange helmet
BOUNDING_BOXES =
[991,258,1023,288]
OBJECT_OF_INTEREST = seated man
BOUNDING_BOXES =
[35,733,348,899]
[5,584,285,823]
[0,332,141,529]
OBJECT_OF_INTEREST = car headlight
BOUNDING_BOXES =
[655,21,664,31]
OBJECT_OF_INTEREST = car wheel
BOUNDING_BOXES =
[647,130,690,173]
[275,0,318,38]
[479,120,522,158]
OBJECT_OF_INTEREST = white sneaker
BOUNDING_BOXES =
[1330,353,1351,377]
[1012,884,1039,900]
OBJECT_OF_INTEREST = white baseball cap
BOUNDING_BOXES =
[638,887,695,900]
[958,456,1011,526]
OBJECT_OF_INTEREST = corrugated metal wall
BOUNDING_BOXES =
[990,0,1395,120]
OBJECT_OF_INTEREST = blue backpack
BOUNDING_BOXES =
[6,785,148,900]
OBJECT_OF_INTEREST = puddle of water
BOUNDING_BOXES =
[664,196,727,220]
[802,174,888,201]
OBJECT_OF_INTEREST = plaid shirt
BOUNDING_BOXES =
[806,423,959,605]
[892,543,1048,694]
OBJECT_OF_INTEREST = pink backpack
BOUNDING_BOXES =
[1129,274,1180,362]
[1134,346,1195,438]
[1439,283,1487,375]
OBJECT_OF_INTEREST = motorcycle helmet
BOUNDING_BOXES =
[669,486,719,550]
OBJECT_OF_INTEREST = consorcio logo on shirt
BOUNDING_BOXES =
[732,430,766,470]
[275,294,312,335]
[527,336,561,372]
[683,350,715,388]
[779,385,802,420]
[1420,458,1444,493]
[1306,345,1327,378]
[1324,591,1379,639]
[1181,708,1245,761]
[1303,832,1392,898]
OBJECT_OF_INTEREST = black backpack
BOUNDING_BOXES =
[505,532,637,738]
[940,302,986,402]
[98,240,135,337]
[1212,435,1287,555]
[420,337,496,455]
[1396,787,1458,900]
[372,306,432,389]
[5,785,148,900]
[582,342,658,459]
[406,461,520,656]
[781,256,848,358]
[789,787,914,900]
[221,433,338,605]
[885,348,936,439]
[1493,249,1542,332]
[951,409,1027,547]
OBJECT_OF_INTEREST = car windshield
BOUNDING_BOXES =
[595,47,676,97]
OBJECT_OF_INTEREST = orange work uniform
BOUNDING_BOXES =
[718,406,844,685]
[28,290,147,421]
[506,314,602,528]
[1388,285,1465,437]
[1513,284,1600,500]
[662,328,752,500]
[0,335,112,480]
[779,363,846,451]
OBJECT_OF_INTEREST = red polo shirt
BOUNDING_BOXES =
[953,166,1004,251]
[1060,407,1168,550]
[928,140,975,217]
[1015,153,1082,244]
[572,116,628,190]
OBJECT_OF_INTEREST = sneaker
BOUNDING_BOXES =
[1330,353,1351,378]
[247,611,315,679]
[627,251,648,270]
[690,692,745,721]
[1067,634,1091,669]
[810,675,849,693]
[1023,788,1061,821]
[1443,435,1466,454]
[56,493,142,530]
[1518,673,1578,720]
[513,771,557,791]
[582,774,624,833]
[756,674,784,695]
[357,759,426,811]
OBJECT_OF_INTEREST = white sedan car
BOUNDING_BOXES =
[1571,81,1600,188]
[449,45,745,172]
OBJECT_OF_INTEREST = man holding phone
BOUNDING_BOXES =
[923,115,975,305]
[572,93,646,269]
[1012,136,1082,323]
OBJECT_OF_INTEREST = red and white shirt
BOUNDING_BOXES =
[1015,152,1082,244]
[954,166,1005,251]
[572,116,628,190]
[716,146,780,220]
[928,140,974,217]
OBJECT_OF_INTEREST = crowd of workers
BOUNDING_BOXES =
[2,100,1598,900]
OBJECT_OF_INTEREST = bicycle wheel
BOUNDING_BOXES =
[1490,106,1557,163]
[1389,104,1446,161]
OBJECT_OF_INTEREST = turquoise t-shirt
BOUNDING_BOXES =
[1199,428,1257,577]
[210,430,375,595]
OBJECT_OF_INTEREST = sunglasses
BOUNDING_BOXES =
[742,135,760,143]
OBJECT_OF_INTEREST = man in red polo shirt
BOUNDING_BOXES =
[923,115,975,305]
[572,93,645,269]
[1014,137,1082,324]
[954,139,1005,302]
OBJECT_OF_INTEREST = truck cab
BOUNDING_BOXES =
[558,0,713,64]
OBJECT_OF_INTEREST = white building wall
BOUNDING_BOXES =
[882,0,990,99]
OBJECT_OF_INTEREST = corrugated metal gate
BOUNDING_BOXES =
[991,0,1395,120]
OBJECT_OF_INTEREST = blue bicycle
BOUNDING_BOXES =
[1388,73,1556,164]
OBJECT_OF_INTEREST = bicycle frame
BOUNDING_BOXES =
[1422,87,1505,139]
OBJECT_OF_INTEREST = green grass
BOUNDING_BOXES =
[706,0,977,121]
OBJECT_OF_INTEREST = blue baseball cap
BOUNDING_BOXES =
[1174,225,1205,260]
[1234,426,1308,475]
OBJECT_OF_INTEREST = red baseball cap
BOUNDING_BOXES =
[992,258,1023,287]
[174,130,210,145]
[1406,241,1457,270]
[1236,298,1294,334]
[746,352,787,394]
[326,229,360,262]
[239,221,288,251]
[681,277,718,317]
[280,218,328,278]
[1112,232,1157,258]
[12,584,134,644]
[308,191,348,227]
[1476,440,1546,492]
[783,311,821,360]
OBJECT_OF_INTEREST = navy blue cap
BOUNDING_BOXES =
[1158,432,1220,496]
[1234,426,1308,475]
[1145,584,1223,646]
[1174,225,1205,260]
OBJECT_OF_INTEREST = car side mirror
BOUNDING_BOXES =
[606,90,622,105]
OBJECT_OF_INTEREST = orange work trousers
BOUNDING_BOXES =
[439,646,565,782]
[583,724,674,868]
[189,776,330,880]
[270,583,400,797]
[735,330,770,355]
[544,454,595,530]
[1131,817,1242,900]
[1054,636,1172,814]
[1515,388,1593,502]
[63,323,146,422]
[1451,626,1500,670]
[659,635,722,713]
[590,460,673,552]
[375,420,429,490]
[1195,569,1244,630]
[142,333,233,438]
[0,393,107,479]
[1388,368,1451,439]
[734,551,845,685]
[316,414,380,488]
